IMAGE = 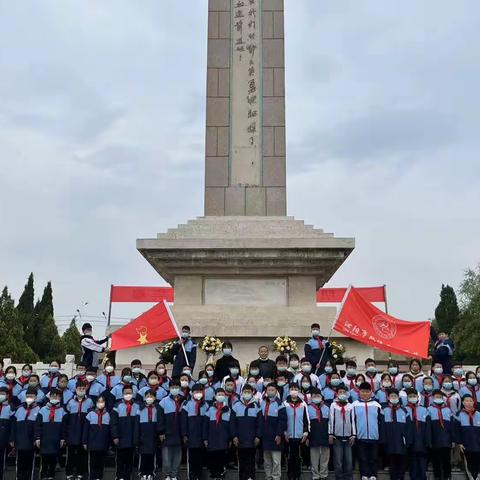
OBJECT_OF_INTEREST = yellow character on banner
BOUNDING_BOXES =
[137,326,148,345]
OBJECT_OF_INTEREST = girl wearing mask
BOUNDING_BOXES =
[17,375,45,406]
[408,359,426,392]
[222,365,244,396]
[441,375,461,414]
[245,375,262,401]
[399,374,414,406]
[197,369,216,404]
[375,372,393,407]
[459,371,480,408]
[299,374,313,404]
[154,361,170,389]
[109,368,138,410]
[83,395,110,480]
[96,360,120,392]
[452,364,466,391]
[17,364,33,387]
[287,354,301,378]
[56,374,74,406]
[139,371,168,403]
[322,373,342,406]
[387,360,402,389]
[318,360,336,389]
[0,366,22,405]
[431,361,445,390]
[179,373,192,400]
[275,374,289,402]
[349,374,366,402]
[40,361,61,394]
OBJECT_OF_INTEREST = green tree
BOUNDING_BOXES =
[16,273,35,348]
[61,318,82,362]
[452,264,480,361]
[0,287,37,363]
[434,284,460,334]
[34,282,65,362]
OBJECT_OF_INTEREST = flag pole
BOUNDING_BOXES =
[383,284,389,314]
[318,285,353,369]
[164,300,190,366]
[107,284,113,327]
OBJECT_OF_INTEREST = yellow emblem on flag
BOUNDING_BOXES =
[136,326,148,345]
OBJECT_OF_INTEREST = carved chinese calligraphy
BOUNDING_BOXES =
[230,0,262,186]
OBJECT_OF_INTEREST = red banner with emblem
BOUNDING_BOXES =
[110,300,179,351]
[333,286,430,358]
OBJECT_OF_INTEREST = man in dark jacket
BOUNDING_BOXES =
[304,323,332,375]
[214,341,241,381]
[171,325,197,378]
[432,331,455,375]
[80,323,109,369]
[249,346,277,380]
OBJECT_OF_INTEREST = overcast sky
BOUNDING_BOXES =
[1,1,479,333]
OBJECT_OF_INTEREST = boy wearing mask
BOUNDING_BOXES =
[420,376,434,408]
[131,359,148,390]
[387,361,402,389]
[82,394,110,480]
[223,378,240,407]
[34,388,67,480]
[96,361,120,392]
[351,382,382,480]
[158,379,183,480]
[261,383,287,480]
[293,360,319,389]
[222,366,245,396]
[67,362,87,392]
[11,387,40,480]
[111,385,140,480]
[231,385,263,480]
[304,323,331,375]
[329,385,355,480]
[428,389,453,480]
[452,364,466,391]
[109,368,138,409]
[203,388,232,480]
[139,371,168,403]
[0,366,22,405]
[40,361,61,394]
[342,360,358,391]
[17,374,45,407]
[276,356,293,382]
[65,380,94,480]
[404,388,430,480]
[307,388,330,480]
[364,359,381,393]
[441,376,462,414]
[171,325,197,378]
[318,360,336,390]
[381,389,411,480]
[181,384,208,480]
[135,390,160,480]
[284,383,309,480]
[431,362,444,390]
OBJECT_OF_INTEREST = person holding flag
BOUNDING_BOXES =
[80,323,109,369]
[171,325,197,378]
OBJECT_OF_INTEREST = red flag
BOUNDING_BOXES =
[317,286,386,303]
[110,300,179,351]
[110,286,174,303]
[334,286,430,358]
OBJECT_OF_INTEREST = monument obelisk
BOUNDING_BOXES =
[137,0,359,369]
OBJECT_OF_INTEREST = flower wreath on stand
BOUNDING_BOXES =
[273,336,298,355]
[200,336,223,365]
[155,341,176,365]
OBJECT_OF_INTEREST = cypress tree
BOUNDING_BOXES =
[434,284,460,334]
[61,318,82,362]
[17,273,35,346]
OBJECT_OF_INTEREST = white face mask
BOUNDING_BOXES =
[132,367,141,375]
[145,397,155,405]
[149,378,159,386]
[290,361,299,368]
[50,399,60,405]
[76,390,86,398]
[6,373,15,381]
[22,370,31,377]
[206,370,214,377]
[96,402,105,409]
[105,366,114,373]
[242,393,252,402]
[0,394,6,402]
[290,391,299,399]
[123,394,133,402]
[198,378,208,385]
[170,388,180,396]
[193,392,203,401]
[180,380,189,388]
[230,368,239,376]
[86,375,96,383]
[157,368,166,376]
[215,395,226,403]
[26,397,35,405]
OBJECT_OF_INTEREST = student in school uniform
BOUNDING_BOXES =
[398,374,414,406]
[179,373,192,400]
[387,360,403,389]
[131,359,148,390]
[408,359,426,392]
[231,384,263,480]
[381,389,411,480]
[203,388,233,480]
[10,387,41,480]
[261,383,286,480]
[82,366,102,399]
[67,362,87,392]
[317,360,337,390]
[57,374,74,406]
[17,374,46,406]
[287,355,301,379]
[180,367,196,390]
[0,366,22,406]
[109,368,138,410]
[431,362,445,390]
[428,389,454,480]
[375,373,394,407]
[341,360,358,391]
[82,395,110,480]
[284,383,309,480]
[307,388,330,480]
[34,388,67,480]
[135,390,160,480]
[64,380,94,480]
[202,366,219,405]
[222,366,245,396]
[328,385,356,480]
[404,388,430,480]
[111,384,140,480]
[454,394,480,479]
[17,364,33,388]
[276,356,293,382]
[293,359,319,389]
[452,364,466,391]
[96,360,120,392]
[158,379,184,480]
[223,378,240,408]
[351,382,382,480]
[441,375,462,414]
[349,374,366,403]
[321,374,342,406]
[299,375,314,405]
[40,361,61,393]
[364,358,381,393]
[275,373,290,403]
[304,323,331,375]
[154,361,171,391]
[460,371,480,409]
[181,384,208,480]
[138,371,169,403]
[0,386,13,480]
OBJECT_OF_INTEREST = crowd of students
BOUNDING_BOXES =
[0,323,476,480]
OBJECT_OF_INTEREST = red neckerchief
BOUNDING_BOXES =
[147,405,153,422]
[106,373,112,389]
[77,398,84,415]
[226,391,236,405]
[467,386,478,407]
[423,392,432,407]
[433,404,445,429]
[18,376,30,386]
[366,374,375,391]
[311,402,323,421]
[215,402,224,425]
[174,397,182,416]
[150,384,159,392]
[264,398,271,420]
[336,401,347,421]
[325,374,331,385]
[194,399,201,416]
[347,377,356,390]
[49,405,56,422]
[158,376,165,386]
[464,408,476,426]
[25,406,32,420]
[97,409,105,426]
[390,404,399,422]
[125,401,132,416]
[435,374,443,386]
[316,337,324,351]
[181,387,190,398]
[289,400,302,426]
[410,404,419,428]
[48,374,58,390]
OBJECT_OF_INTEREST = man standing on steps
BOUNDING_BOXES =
[80,323,109,369]
[171,325,197,378]
[249,345,277,380]
[304,323,332,375]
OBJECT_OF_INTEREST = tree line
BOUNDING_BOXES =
[0,273,81,363]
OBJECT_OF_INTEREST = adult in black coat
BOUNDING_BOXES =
[214,342,241,381]
[249,345,277,379]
